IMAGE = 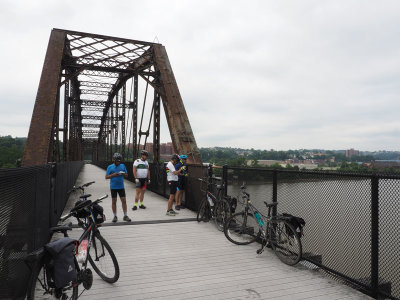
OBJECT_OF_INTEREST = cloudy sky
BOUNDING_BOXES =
[1,0,399,151]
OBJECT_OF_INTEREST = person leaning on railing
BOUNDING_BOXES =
[165,154,183,216]
[175,154,188,210]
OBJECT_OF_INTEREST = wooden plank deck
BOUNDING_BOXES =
[62,164,372,299]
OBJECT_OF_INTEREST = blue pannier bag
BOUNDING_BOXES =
[44,237,77,288]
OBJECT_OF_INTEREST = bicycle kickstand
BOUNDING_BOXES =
[256,240,271,255]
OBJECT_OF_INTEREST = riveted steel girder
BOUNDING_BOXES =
[23,30,65,166]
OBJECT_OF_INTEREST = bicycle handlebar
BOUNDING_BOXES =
[67,181,96,194]
[59,194,108,221]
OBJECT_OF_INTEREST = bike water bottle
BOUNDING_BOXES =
[254,212,264,226]
[207,195,214,207]
[77,239,88,263]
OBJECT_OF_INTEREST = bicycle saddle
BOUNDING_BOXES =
[50,222,73,234]
[80,194,92,199]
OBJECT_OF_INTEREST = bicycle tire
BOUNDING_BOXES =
[88,231,120,283]
[27,261,78,300]
[270,220,302,266]
[196,198,211,222]
[224,212,261,245]
[214,199,232,231]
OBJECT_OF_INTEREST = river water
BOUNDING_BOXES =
[227,178,400,297]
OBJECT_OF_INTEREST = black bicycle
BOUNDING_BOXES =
[196,178,235,231]
[66,183,120,283]
[224,184,302,265]
[25,193,119,299]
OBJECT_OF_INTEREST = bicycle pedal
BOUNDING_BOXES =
[256,248,264,255]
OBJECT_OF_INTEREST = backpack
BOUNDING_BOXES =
[92,202,106,224]
[44,237,78,288]
[282,213,306,237]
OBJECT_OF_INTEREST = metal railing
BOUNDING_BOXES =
[225,166,400,300]
[0,161,83,299]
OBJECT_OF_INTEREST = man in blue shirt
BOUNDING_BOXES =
[106,153,131,222]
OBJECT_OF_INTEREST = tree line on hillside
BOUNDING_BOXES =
[199,147,400,174]
[0,136,26,168]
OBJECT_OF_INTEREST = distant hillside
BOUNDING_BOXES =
[199,147,400,166]
[0,136,26,168]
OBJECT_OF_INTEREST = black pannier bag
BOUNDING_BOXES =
[282,213,305,237]
[224,196,238,213]
[44,237,78,288]
[92,202,106,224]
[74,200,91,218]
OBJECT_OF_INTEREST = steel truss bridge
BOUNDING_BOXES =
[22,29,202,166]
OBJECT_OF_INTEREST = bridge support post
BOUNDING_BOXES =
[23,30,66,166]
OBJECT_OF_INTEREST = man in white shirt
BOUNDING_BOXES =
[132,150,151,210]
[165,154,182,216]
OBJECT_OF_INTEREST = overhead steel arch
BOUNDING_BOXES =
[22,29,202,166]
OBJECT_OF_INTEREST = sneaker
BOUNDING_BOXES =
[179,205,186,209]
[172,209,179,214]
[166,210,176,216]
[175,205,180,211]
[139,204,146,209]
[132,206,138,211]
[123,215,131,222]
[112,216,118,223]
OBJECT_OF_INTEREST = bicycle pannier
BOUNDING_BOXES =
[44,237,77,288]
[74,200,90,218]
[282,213,305,237]
[92,202,106,224]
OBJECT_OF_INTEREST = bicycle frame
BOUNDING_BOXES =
[238,186,277,241]
[75,205,106,268]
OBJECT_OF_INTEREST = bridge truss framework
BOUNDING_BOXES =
[23,29,202,166]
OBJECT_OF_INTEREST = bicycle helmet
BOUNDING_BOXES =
[180,154,188,159]
[140,150,149,156]
[113,152,122,161]
[171,154,180,161]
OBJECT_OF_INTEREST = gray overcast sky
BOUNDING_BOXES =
[1,0,399,151]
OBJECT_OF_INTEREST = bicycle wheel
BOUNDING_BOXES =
[88,231,120,283]
[196,198,211,222]
[224,212,261,245]
[270,220,302,265]
[27,261,78,300]
[214,199,232,231]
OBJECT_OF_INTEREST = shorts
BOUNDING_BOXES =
[177,177,186,191]
[168,181,178,195]
[136,178,147,189]
[111,188,126,198]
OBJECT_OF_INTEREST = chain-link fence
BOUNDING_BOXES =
[0,161,83,299]
[226,166,400,300]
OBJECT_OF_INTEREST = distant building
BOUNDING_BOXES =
[345,148,359,158]
[127,142,175,160]
[372,160,400,169]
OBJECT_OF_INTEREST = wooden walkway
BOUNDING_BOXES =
[62,164,372,299]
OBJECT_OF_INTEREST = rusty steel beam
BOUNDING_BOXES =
[23,30,66,166]
[54,28,157,47]
[152,45,202,164]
